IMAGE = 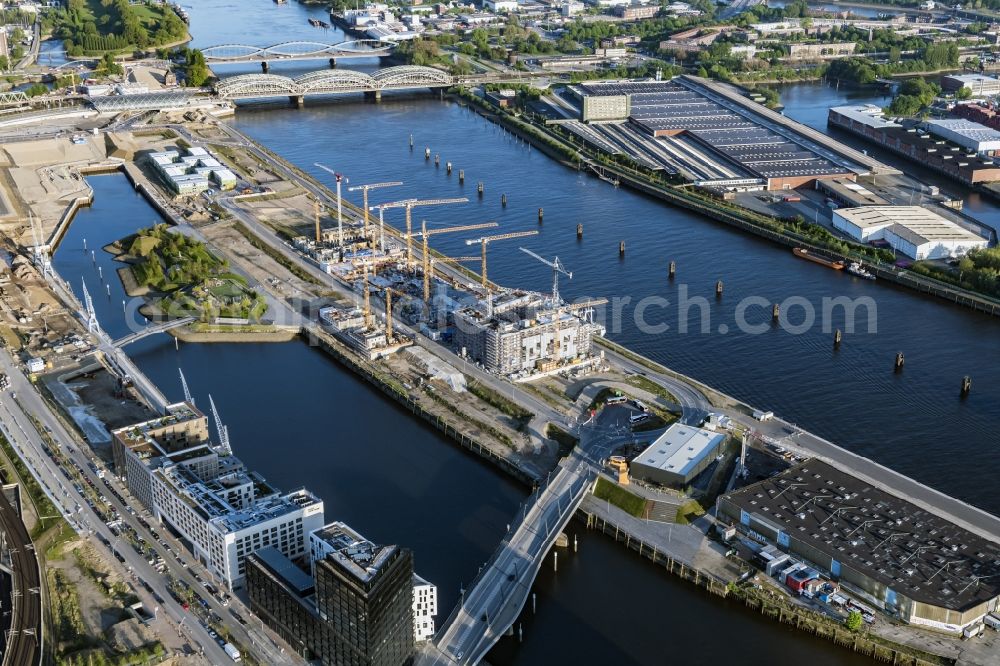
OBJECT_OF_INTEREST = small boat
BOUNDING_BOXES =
[846,261,876,280]
[792,247,845,270]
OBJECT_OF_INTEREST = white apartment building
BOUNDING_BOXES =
[413,574,438,642]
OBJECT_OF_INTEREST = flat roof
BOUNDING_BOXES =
[925,119,1000,150]
[253,546,314,595]
[830,104,901,130]
[834,206,986,245]
[722,459,1000,612]
[312,521,398,584]
[633,423,725,478]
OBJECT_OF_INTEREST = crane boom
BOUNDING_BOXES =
[348,181,403,241]
[377,197,469,267]
[419,220,499,307]
[178,368,194,405]
[520,247,572,303]
[208,394,232,455]
[465,230,540,287]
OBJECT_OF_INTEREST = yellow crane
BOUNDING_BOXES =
[416,220,498,306]
[362,265,374,330]
[383,285,411,345]
[465,230,539,287]
[377,197,469,268]
[348,180,402,242]
[424,255,480,304]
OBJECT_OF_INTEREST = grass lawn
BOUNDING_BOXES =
[593,477,647,518]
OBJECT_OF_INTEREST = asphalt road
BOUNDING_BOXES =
[0,350,299,665]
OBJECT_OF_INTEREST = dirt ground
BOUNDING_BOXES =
[66,368,157,460]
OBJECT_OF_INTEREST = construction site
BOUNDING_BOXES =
[271,164,609,379]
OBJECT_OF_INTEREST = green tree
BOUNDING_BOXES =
[845,610,863,632]
[183,48,210,87]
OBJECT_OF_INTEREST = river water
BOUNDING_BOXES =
[49,2,1000,664]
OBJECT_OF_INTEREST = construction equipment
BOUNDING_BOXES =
[313,163,348,246]
[416,220,498,306]
[313,198,322,243]
[465,230,539,287]
[608,456,630,485]
[423,255,480,304]
[382,286,411,344]
[378,197,468,268]
[520,247,572,304]
[348,180,402,242]
[362,265,374,330]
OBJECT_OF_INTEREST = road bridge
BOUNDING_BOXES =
[202,39,393,63]
[112,315,196,348]
[426,445,599,665]
[214,65,452,103]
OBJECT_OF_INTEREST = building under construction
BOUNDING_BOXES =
[452,291,605,377]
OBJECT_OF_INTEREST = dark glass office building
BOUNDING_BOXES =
[247,521,414,666]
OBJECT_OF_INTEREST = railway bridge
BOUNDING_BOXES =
[213,65,453,105]
[201,39,393,67]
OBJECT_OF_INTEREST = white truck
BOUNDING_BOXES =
[223,643,241,662]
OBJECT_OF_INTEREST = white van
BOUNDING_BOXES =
[629,413,649,425]
[983,614,1000,631]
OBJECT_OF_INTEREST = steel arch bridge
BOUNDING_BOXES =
[201,39,394,62]
[214,66,452,100]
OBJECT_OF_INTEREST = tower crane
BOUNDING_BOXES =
[429,255,480,288]
[362,265,374,330]
[348,180,402,242]
[377,197,468,268]
[465,230,539,288]
[382,286,411,345]
[416,220,498,307]
[520,247,572,304]
[314,163,348,246]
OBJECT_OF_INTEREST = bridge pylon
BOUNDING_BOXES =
[81,278,100,334]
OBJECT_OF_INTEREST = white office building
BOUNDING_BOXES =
[832,206,988,260]
[112,402,326,590]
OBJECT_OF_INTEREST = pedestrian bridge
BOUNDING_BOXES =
[424,454,595,665]
[112,316,196,348]
[214,66,453,101]
[202,39,393,62]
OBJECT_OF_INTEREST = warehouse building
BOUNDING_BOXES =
[924,119,1000,156]
[832,206,988,260]
[629,423,726,486]
[941,73,1000,97]
[829,105,1000,185]
[717,460,1000,633]
[566,76,887,190]
[247,521,419,665]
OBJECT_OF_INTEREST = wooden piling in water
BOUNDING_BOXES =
[962,375,972,396]
[424,147,430,159]
[459,169,465,183]
[668,261,675,279]
[577,223,583,238]
[894,352,904,371]
[619,241,625,255]
[538,207,543,223]
[716,280,724,297]
[834,329,842,347]
[501,194,507,207]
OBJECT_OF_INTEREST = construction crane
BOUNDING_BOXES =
[465,230,539,287]
[312,198,322,244]
[362,265,374,330]
[520,247,572,304]
[208,394,232,455]
[378,197,468,268]
[416,220,498,307]
[313,163,348,246]
[178,368,194,406]
[348,180,402,242]
[382,286,411,345]
[424,255,480,304]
